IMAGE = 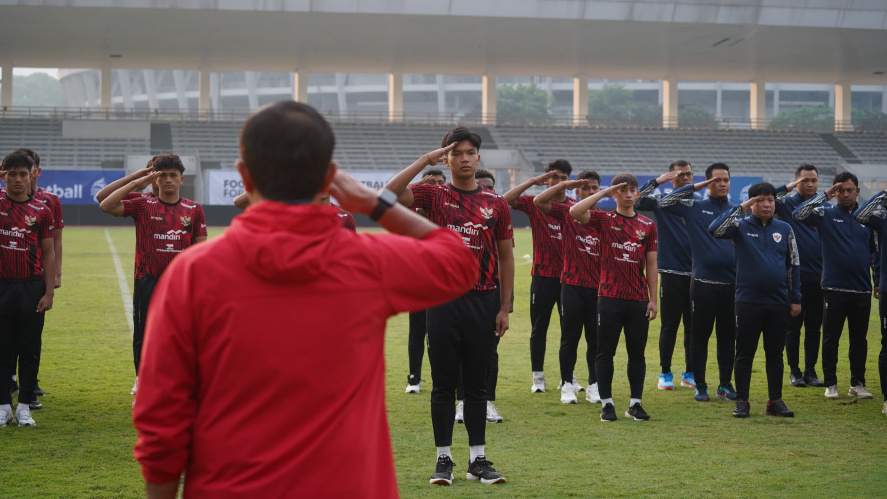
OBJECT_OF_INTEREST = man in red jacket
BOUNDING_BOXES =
[132,101,478,499]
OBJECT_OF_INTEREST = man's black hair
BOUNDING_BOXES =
[240,101,335,201]
[612,173,638,188]
[748,182,777,198]
[423,169,446,179]
[795,163,818,177]
[833,171,859,187]
[546,159,572,176]
[16,148,40,167]
[577,170,600,183]
[1,150,35,171]
[151,154,186,173]
[705,162,730,179]
[669,160,690,171]
[441,127,481,149]
[475,169,495,184]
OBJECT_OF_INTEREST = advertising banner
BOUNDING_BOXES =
[37,170,126,205]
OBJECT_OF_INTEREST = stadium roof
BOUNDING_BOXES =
[1,0,886,84]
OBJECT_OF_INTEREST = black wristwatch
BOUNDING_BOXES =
[370,189,398,221]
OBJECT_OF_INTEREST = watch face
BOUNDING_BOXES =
[379,189,398,205]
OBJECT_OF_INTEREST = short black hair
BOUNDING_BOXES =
[705,162,730,179]
[475,169,495,184]
[17,148,40,167]
[833,171,859,187]
[441,127,481,150]
[577,170,600,183]
[151,154,185,173]
[748,182,777,198]
[611,173,638,188]
[423,169,445,179]
[1,150,35,171]
[241,101,335,202]
[669,160,690,171]
[795,164,818,177]
[546,159,572,176]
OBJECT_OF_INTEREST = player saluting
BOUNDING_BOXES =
[710,183,802,418]
[570,174,658,422]
[386,127,514,486]
[99,155,207,395]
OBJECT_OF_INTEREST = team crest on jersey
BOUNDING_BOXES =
[24,215,36,227]
[480,207,494,220]
[635,229,646,240]
[772,232,782,243]
[180,216,192,227]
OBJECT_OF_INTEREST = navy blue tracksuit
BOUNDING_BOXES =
[711,207,801,401]
[855,190,887,400]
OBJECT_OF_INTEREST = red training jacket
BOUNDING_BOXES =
[133,201,478,498]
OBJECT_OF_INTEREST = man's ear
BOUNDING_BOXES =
[320,162,338,192]
[237,160,254,194]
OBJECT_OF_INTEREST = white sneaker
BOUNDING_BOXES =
[405,382,421,394]
[486,401,503,423]
[849,385,874,399]
[882,401,887,416]
[454,401,464,423]
[824,385,839,399]
[15,404,35,427]
[585,383,601,404]
[560,383,578,404]
[0,404,12,427]
[130,377,138,396]
[572,378,584,392]
[530,372,546,393]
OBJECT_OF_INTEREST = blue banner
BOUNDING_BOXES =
[37,170,126,205]
[587,175,763,210]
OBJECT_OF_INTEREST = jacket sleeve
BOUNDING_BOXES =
[635,179,659,211]
[774,186,793,220]
[870,230,880,290]
[787,227,802,304]
[133,257,199,484]
[708,206,742,239]
[793,192,827,226]
[658,184,695,216]
[372,228,479,314]
[854,190,887,231]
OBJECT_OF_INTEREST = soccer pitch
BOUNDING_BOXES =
[1,226,885,498]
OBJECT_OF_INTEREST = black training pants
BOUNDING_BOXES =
[428,290,498,447]
[559,284,597,386]
[407,310,427,382]
[734,302,789,402]
[822,290,870,388]
[595,297,649,400]
[691,281,735,390]
[879,298,886,400]
[785,274,823,375]
[0,279,45,405]
[530,275,561,372]
[132,275,159,374]
[658,272,692,374]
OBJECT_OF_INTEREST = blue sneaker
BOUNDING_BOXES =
[657,372,675,390]
[694,385,710,402]
[717,384,738,401]
[680,372,696,388]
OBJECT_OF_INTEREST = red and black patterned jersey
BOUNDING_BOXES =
[513,195,568,278]
[0,196,55,279]
[411,183,513,291]
[587,210,657,301]
[548,202,600,289]
[122,196,207,279]
[336,207,357,232]
[33,188,64,229]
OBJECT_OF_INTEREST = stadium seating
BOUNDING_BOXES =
[835,133,887,164]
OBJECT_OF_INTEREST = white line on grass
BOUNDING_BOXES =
[104,228,134,336]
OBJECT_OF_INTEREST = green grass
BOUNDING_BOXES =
[1,227,885,498]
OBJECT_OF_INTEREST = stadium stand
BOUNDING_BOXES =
[835,133,887,164]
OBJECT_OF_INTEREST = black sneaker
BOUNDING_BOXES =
[790,372,807,387]
[625,403,650,421]
[766,399,794,417]
[429,455,454,486]
[34,383,45,397]
[466,456,505,484]
[600,402,617,422]
[732,400,750,418]
[803,371,824,387]
[28,400,43,410]
[717,384,738,401]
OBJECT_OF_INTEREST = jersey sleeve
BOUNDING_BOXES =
[512,195,533,214]
[50,195,64,229]
[584,209,610,230]
[645,220,658,254]
[409,183,437,213]
[122,196,147,219]
[193,205,208,240]
[38,208,54,241]
[495,197,513,241]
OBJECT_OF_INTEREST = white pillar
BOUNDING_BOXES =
[119,70,133,109]
[482,73,497,125]
[715,82,723,120]
[750,80,766,130]
[245,71,259,110]
[572,75,589,126]
[388,72,403,122]
[436,74,446,114]
[100,65,112,110]
[292,71,308,102]
[773,87,781,116]
[834,81,852,132]
[882,85,887,114]
[662,79,678,128]
[1,65,13,108]
[172,70,188,111]
[144,69,158,110]
[198,70,211,114]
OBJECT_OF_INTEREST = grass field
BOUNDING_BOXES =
[1,226,885,498]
